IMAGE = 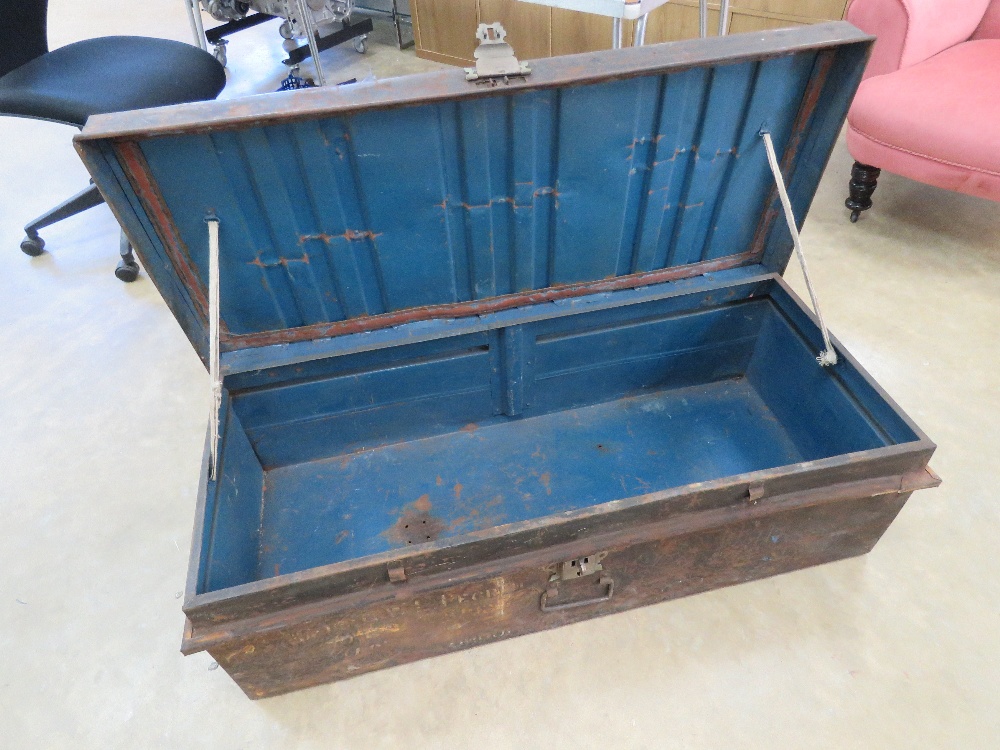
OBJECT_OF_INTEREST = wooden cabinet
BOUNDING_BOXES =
[479,0,553,58]
[551,8,627,55]
[736,0,847,18]
[411,0,848,65]
[641,3,719,45]
[411,0,479,65]
[729,13,805,33]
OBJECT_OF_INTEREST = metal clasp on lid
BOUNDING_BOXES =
[465,23,530,85]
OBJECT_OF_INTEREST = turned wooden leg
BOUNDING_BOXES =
[846,161,881,223]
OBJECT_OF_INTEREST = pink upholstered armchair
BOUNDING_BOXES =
[844,0,1000,220]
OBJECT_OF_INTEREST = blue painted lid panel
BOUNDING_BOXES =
[76,23,872,364]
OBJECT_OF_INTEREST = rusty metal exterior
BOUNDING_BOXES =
[192,468,939,699]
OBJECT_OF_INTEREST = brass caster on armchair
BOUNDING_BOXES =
[846,161,880,222]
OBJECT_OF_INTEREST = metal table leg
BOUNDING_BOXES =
[718,0,731,35]
[634,14,648,46]
[390,0,404,49]
[294,0,327,85]
[613,0,713,50]
[185,0,209,50]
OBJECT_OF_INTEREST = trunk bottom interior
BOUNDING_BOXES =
[257,377,798,578]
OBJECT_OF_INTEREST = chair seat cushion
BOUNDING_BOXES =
[0,36,226,127]
[848,39,1000,178]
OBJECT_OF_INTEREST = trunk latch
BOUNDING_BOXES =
[465,23,531,85]
[542,552,614,612]
[553,552,608,582]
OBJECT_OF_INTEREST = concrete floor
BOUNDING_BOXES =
[2,2,999,747]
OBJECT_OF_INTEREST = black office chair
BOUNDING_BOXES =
[0,1,226,281]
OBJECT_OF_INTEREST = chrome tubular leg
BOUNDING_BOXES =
[718,0,731,35]
[189,0,208,50]
[185,0,201,48]
[612,17,623,49]
[191,0,208,52]
[294,0,326,85]
[699,0,708,37]
[635,14,648,46]
[390,0,404,49]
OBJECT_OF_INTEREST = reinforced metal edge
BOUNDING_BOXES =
[181,465,937,654]
[77,23,873,142]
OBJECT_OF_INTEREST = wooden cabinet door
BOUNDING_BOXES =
[728,13,806,33]
[551,8,630,55]
[412,0,480,64]
[732,0,848,20]
[412,0,846,67]
[480,0,552,59]
[641,2,720,45]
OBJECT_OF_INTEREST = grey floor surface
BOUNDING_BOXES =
[1,2,998,747]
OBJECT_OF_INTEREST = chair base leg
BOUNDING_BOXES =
[23,182,105,242]
[846,161,881,222]
[21,182,106,256]
[115,231,140,283]
[19,183,138,282]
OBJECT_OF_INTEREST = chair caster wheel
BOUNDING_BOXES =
[213,41,228,67]
[20,234,45,256]
[849,210,861,223]
[353,35,367,54]
[115,259,140,282]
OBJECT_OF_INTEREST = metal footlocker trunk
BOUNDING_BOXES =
[76,22,939,699]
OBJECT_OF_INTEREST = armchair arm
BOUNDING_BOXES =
[846,0,991,78]
[972,0,1000,39]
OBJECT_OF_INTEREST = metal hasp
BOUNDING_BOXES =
[555,552,608,581]
[465,23,531,84]
[542,553,614,612]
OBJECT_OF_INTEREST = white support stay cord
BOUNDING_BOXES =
[760,131,838,367]
[207,217,222,480]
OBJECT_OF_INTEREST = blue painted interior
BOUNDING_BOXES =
[201,401,265,592]
[195,279,921,593]
[258,379,799,579]
[137,52,819,340]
